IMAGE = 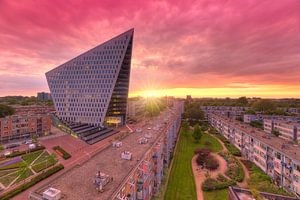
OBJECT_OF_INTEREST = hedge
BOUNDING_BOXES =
[0,164,64,200]
[53,146,71,160]
[6,146,45,158]
[202,175,236,191]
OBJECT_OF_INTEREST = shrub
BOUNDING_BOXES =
[53,146,71,160]
[219,152,244,182]
[202,176,236,191]
[0,164,64,200]
[6,146,45,158]
[195,148,210,166]
[205,154,219,170]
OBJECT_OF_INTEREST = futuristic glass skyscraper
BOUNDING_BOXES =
[46,29,133,127]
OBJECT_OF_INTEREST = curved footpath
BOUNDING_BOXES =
[192,152,228,200]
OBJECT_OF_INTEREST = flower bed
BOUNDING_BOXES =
[53,146,71,160]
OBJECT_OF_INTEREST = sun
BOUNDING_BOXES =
[142,90,160,97]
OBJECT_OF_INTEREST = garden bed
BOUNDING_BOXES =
[202,174,236,191]
[219,152,244,182]
[0,164,64,200]
[53,146,71,160]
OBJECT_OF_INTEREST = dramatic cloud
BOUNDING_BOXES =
[0,0,299,97]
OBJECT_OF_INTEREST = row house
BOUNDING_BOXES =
[208,114,300,196]
[0,113,52,143]
[264,119,300,142]
[112,101,183,200]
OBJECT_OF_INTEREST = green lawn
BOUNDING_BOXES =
[203,189,228,200]
[0,161,26,171]
[247,163,292,196]
[32,151,50,164]
[21,150,43,165]
[0,171,19,187]
[165,130,222,200]
[32,155,57,173]
[15,167,33,183]
[0,169,17,177]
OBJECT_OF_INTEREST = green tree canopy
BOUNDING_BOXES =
[237,96,248,106]
[252,99,276,113]
[193,124,202,143]
[0,104,15,118]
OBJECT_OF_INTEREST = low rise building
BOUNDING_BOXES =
[127,97,146,121]
[208,113,300,196]
[37,92,52,101]
[202,106,248,119]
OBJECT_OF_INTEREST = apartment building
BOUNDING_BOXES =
[264,119,300,142]
[0,105,53,143]
[0,114,51,143]
[208,114,300,196]
[243,114,300,124]
[112,101,183,200]
[37,92,52,101]
[202,106,247,119]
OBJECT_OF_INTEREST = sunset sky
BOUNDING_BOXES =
[0,0,300,98]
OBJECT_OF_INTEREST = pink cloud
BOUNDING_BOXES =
[0,0,300,96]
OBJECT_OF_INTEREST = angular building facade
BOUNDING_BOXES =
[46,29,134,127]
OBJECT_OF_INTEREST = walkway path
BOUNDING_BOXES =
[209,133,250,188]
[236,158,250,188]
[192,152,228,200]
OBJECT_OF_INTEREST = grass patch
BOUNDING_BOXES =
[203,189,228,200]
[209,131,241,156]
[242,160,293,196]
[21,150,43,165]
[165,129,222,200]
[32,151,50,164]
[0,171,19,187]
[0,161,26,171]
[0,169,17,177]
[15,168,33,183]
[32,155,57,173]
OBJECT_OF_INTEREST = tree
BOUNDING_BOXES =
[193,124,202,143]
[0,104,15,118]
[252,99,276,113]
[237,96,248,106]
[181,121,189,132]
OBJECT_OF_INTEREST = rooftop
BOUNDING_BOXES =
[33,108,177,200]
